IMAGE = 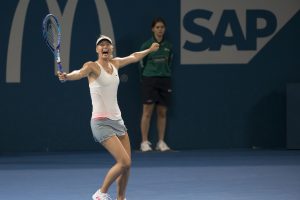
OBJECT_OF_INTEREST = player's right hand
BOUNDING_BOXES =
[57,71,67,81]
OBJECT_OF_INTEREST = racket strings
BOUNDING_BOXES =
[45,19,60,50]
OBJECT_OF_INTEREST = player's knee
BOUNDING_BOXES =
[120,157,131,170]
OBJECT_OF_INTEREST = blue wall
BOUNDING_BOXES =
[1,0,300,152]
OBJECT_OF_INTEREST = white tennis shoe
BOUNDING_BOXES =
[92,190,112,200]
[156,140,170,152]
[140,141,152,152]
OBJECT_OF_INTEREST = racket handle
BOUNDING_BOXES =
[56,51,63,72]
[57,62,66,83]
[57,62,63,72]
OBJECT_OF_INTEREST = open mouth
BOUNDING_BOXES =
[102,48,109,56]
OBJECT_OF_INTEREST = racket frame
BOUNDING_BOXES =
[42,14,63,73]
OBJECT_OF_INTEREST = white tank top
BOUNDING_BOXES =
[89,62,122,120]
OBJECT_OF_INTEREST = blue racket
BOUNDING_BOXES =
[42,14,64,75]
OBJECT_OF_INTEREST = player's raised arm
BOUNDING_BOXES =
[113,43,159,69]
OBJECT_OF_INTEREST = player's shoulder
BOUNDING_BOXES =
[84,61,94,65]
[83,61,97,68]
[110,58,121,69]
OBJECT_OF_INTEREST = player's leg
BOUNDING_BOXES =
[100,136,131,193]
[116,133,131,200]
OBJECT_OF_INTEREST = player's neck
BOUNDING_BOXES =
[97,59,110,68]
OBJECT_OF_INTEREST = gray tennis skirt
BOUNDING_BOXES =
[90,118,127,143]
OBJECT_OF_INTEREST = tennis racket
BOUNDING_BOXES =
[42,14,64,76]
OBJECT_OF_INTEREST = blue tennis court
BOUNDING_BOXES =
[1,149,299,200]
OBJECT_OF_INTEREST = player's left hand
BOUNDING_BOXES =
[149,42,160,52]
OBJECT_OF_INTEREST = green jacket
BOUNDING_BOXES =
[139,36,173,77]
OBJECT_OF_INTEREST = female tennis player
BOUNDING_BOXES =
[57,35,159,200]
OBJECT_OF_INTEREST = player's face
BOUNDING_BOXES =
[96,41,113,59]
[152,22,165,38]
